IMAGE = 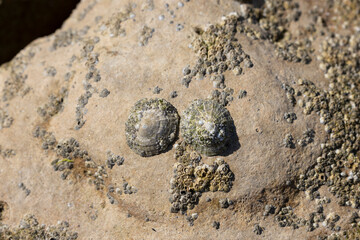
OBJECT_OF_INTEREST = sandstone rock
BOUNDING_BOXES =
[0,0,359,239]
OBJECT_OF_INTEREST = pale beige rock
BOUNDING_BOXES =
[0,0,339,239]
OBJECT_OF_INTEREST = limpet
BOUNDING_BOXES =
[125,98,179,157]
[180,99,234,156]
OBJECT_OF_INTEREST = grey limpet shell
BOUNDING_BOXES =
[181,99,234,156]
[125,98,179,157]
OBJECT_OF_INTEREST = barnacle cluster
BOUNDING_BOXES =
[2,47,34,102]
[139,25,155,46]
[276,32,359,240]
[125,98,179,157]
[74,36,101,130]
[171,157,234,193]
[51,26,90,51]
[283,112,297,123]
[0,145,15,158]
[182,12,253,88]
[33,127,109,191]
[105,6,133,38]
[105,151,124,169]
[106,181,137,204]
[0,214,78,239]
[281,83,297,106]
[236,0,312,64]
[275,206,305,229]
[297,129,315,147]
[37,87,68,120]
[180,99,234,156]
[169,141,234,213]
[210,88,234,107]
[264,196,337,232]
[295,34,360,210]
[0,108,13,130]
[325,0,360,30]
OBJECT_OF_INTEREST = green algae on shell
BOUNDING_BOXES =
[125,98,179,157]
[180,99,234,156]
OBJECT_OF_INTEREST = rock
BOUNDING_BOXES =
[0,0,359,239]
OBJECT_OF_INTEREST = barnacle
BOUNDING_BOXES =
[180,99,234,156]
[169,158,234,212]
[125,98,179,157]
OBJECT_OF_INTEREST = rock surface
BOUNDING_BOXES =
[0,0,359,239]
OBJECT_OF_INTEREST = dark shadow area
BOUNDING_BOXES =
[252,0,265,8]
[0,200,8,221]
[0,0,80,65]
[221,119,241,157]
[235,0,265,8]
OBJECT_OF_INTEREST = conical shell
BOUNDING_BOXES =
[180,99,234,156]
[125,98,179,157]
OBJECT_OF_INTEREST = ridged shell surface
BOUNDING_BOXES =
[180,99,234,156]
[125,98,179,157]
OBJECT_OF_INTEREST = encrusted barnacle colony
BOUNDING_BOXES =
[180,99,234,156]
[169,141,235,213]
[125,98,179,157]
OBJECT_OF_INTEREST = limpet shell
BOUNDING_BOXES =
[125,98,179,157]
[180,99,234,156]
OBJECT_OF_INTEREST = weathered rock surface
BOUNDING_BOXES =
[0,0,359,239]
